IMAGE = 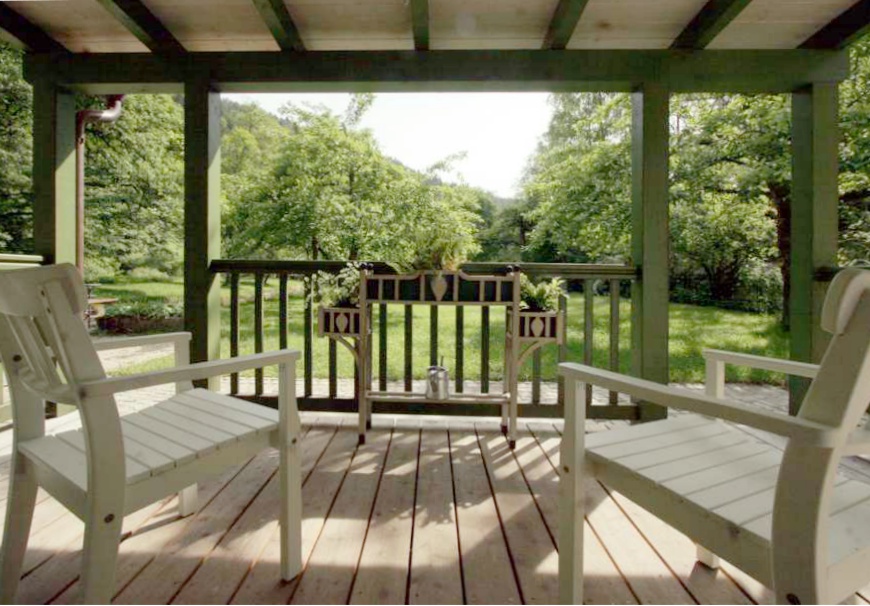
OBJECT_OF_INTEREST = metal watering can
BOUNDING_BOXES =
[426,356,449,400]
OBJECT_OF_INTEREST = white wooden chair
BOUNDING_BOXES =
[558,267,870,605]
[0,264,303,604]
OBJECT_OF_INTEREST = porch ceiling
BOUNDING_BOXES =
[0,0,867,55]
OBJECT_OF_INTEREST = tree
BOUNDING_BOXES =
[83,94,185,278]
[0,43,33,253]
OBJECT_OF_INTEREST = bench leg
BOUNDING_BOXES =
[696,545,720,569]
[0,457,38,603]
[178,484,198,517]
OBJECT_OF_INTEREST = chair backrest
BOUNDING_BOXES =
[0,264,110,440]
[770,268,870,587]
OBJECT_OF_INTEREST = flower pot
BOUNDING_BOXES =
[514,310,562,342]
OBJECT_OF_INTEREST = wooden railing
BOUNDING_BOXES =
[211,259,639,420]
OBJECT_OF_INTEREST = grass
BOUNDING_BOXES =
[94,279,790,385]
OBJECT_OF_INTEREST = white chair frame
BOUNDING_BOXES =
[0,264,303,604]
[559,268,870,605]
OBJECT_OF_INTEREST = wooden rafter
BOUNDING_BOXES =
[251,0,305,52]
[0,4,66,53]
[801,0,870,50]
[410,0,429,51]
[671,0,753,49]
[542,0,590,50]
[94,0,185,54]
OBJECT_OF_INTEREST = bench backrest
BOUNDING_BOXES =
[772,268,870,594]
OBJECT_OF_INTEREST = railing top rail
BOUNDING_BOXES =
[211,259,637,279]
[0,253,44,265]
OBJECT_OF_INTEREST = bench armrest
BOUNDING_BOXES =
[78,350,300,399]
[702,348,819,378]
[558,362,837,447]
[91,332,192,352]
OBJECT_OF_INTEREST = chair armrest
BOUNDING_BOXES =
[91,332,192,352]
[558,363,837,447]
[702,348,819,378]
[78,350,300,398]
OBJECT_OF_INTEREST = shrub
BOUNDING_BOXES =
[104,300,183,319]
[520,275,564,312]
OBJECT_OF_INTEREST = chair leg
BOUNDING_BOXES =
[81,510,123,604]
[696,544,720,569]
[0,456,38,604]
[178,484,198,517]
[279,439,303,581]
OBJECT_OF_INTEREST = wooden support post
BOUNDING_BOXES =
[789,83,839,413]
[631,83,670,421]
[32,80,76,266]
[183,77,221,388]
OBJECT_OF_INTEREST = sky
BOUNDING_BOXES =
[222,92,553,199]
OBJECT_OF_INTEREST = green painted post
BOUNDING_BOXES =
[631,83,670,421]
[32,80,76,266]
[790,83,839,413]
[183,76,221,389]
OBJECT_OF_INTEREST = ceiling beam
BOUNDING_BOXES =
[23,49,849,95]
[542,0,590,50]
[801,0,870,49]
[251,0,305,51]
[0,4,66,53]
[671,0,753,49]
[95,0,185,54]
[410,0,429,51]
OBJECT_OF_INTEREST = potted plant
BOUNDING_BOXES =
[514,275,564,341]
[316,263,363,337]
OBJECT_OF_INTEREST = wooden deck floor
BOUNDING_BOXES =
[3,414,870,605]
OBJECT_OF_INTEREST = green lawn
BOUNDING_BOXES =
[94,279,789,385]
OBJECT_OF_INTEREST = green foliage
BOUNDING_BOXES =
[104,299,182,319]
[519,275,563,312]
[224,97,481,269]
[0,44,33,253]
[314,263,361,308]
[83,94,184,277]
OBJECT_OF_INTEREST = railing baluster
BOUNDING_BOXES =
[379,304,387,391]
[254,273,264,396]
[328,339,337,398]
[304,277,313,397]
[557,289,568,409]
[455,306,464,393]
[430,306,438,366]
[532,348,541,404]
[609,279,620,405]
[584,279,594,407]
[481,306,490,394]
[229,272,240,395]
[404,304,413,392]
[279,274,288,350]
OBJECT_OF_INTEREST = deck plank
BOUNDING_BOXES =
[608,489,755,604]
[532,429,695,605]
[112,450,279,604]
[230,426,360,605]
[477,429,558,604]
[49,462,251,605]
[512,433,638,605]
[449,430,521,605]
[173,426,336,604]
[350,429,419,604]
[408,427,463,605]
[290,430,392,604]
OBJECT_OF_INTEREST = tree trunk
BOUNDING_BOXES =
[770,183,791,329]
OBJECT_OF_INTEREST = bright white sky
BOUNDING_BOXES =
[222,93,553,199]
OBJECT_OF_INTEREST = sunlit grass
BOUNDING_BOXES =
[94,280,789,385]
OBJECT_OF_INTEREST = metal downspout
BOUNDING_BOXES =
[75,95,124,274]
